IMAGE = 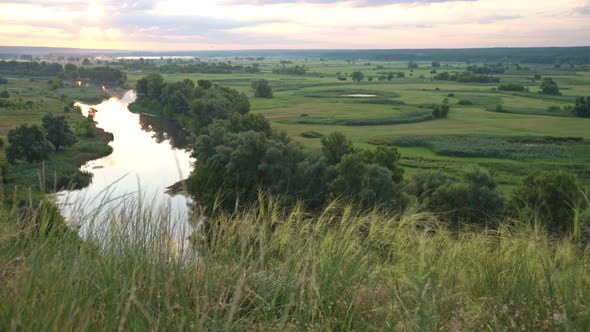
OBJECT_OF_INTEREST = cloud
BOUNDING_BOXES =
[222,0,476,6]
[477,14,520,24]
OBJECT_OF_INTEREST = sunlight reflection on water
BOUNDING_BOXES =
[57,91,196,241]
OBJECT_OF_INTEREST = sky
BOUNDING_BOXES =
[0,0,589,50]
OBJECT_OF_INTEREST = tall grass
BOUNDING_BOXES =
[1,197,590,330]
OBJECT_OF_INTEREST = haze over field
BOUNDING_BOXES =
[0,0,589,50]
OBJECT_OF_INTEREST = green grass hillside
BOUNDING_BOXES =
[0,198,589,330]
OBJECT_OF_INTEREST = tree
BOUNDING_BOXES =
[360,146,404,182]
[428,166,504,224]
[41,113,77,151]
[251,79,273,98]
[5,124,54,163]
[408,61,419,69]
[431,61,441,68]
[321,132,354,165]
[0,91,9,98]
[540,78,560,95]
[432,98,450,118]
[82,58,91,65]
[511,171,581,234]
[351,71,364,83]
[198,80,212,90]
[572,96,590,117]
[0,77,7,84]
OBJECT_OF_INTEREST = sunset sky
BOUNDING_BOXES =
[0,0,589,50]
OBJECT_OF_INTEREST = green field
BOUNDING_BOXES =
[126,60,590,188]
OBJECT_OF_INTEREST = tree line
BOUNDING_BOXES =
[0,61,126,86]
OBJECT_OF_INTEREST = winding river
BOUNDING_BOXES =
[56,91,195,241]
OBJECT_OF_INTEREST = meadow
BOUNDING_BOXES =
[126,58,590,189]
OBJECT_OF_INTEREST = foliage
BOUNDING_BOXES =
[300,131,324,138]
[511,171,582,233]
[466,63,506,74]
[272,65,308,75]
[251,79,273,98]
[540,77,560,95]
[321,132,354,165]
[572,96,590,117]
[0,77,7,84]
[424,166,504,223]
[390,135,586,161]
[41,113,77,151]
[47,79,64,90]
[0,90,9,98]
[0,161,12,183]
[134,74,249,130]
[457,99,474,105]
[351,71,364,83]
[0,61,126,85]
[432,98,451,118]
[434,71,501,83]
[498,83,526,92]
[5,124,54,163]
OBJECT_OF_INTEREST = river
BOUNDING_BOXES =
[56,91,196,241]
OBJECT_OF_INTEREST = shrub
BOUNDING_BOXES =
[572,96,590,118]
[301,131,324,139]
[251,79,273,98]
[511,171,582,234]
[5,124,54,163]
[457,99,473,105]
[540,78,560,95]
[0,90,9,98]
[498,83,526,92]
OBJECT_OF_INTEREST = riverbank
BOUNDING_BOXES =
[0,79,115,200]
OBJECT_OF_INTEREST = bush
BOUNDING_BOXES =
[498,83,526,92]
[0,90,9,98]
[5,124,54,163]
[251,79,273,98]
[573,96,590,118]
[540,78,560,95]
[511,171,582,234]
[301,131,324,139]
[457,99,473,105]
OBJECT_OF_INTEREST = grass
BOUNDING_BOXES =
[1,196,590,330]
[383,135,589,161]
[281,109,433,126]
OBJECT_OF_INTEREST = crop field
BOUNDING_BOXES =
[126,59,590,189]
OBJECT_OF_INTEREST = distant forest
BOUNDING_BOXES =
[1,46,589,64]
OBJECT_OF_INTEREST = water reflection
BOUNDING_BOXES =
[57,91,195,241]
[139,114,191,149]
